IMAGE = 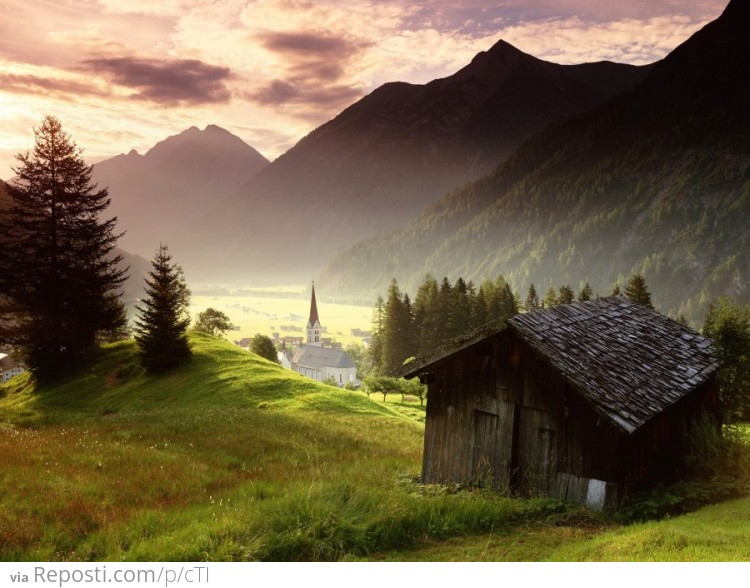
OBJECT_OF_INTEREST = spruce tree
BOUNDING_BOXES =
[525,283,540,312]
[134,245,191,373]
[624,273,654,309]
[369,295,385,374]
[381,278,412,374]
[577,282,594,302]
[543,287,558,308]
[0,115,127,380]
[557,285,575,305]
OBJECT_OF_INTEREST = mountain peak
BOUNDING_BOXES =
[204,124,227,134]
[485,39,524,56]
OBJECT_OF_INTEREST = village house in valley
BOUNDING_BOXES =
[0,349,25,383]
[291,283,357,386]
[403,297,719,509]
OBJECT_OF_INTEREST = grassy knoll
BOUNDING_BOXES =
[372,497,750,561]
[1,335,748,561]
[0,334,562,561]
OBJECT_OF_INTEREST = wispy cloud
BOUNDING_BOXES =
[80,57,234,105]
[0,72,110,100]
[0,0,728,177]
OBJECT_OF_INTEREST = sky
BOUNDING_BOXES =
[0,0,728,178]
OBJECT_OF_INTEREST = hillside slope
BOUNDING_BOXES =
[1,334,748,561]
[180,42,651,283]
[321,0,750,322]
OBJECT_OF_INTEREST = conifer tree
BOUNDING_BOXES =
[0,115,127,380]
[525,283,541,312]
[543,286,558,308]
[369,295,385,374]
[500,283,519,318]
[577,282,594,302]
[381,278,413,374]
[557,285,575,305]
[471,284,489,328]
[450,277,471,337]
[703,299,750,422]
[624,273,654,309]
[134,245,191,373]
[412,275,440,355]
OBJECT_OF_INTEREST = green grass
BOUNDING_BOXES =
[374,497,750,561]
[1,335,748,561]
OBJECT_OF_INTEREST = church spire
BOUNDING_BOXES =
[307,281,322,345]
[308,281,320,327]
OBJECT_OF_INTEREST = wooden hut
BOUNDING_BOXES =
[403,297,719,509]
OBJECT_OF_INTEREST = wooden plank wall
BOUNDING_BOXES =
[422,331,625,500]
[420,331,717,507]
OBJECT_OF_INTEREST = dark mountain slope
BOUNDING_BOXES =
[93,125,269,257]
[321,0,750,323]
[180,41,651,283]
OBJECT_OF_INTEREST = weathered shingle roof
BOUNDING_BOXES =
[292,345,355,370]
[509,297,718,433]
[405,297,718,434]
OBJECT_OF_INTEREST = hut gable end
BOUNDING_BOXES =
[508,297,718,433]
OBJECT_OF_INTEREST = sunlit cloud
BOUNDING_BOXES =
[80,57,234,105]
[0,0,728,177]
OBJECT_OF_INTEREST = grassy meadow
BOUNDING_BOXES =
[1,334,749,561]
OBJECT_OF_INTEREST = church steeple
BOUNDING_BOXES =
[307,281,322,346]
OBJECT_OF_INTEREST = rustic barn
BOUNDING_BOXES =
[403,296,719,510]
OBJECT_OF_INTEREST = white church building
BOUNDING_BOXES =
[291,283,357,386]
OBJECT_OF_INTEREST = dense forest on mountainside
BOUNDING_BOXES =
[321,0,750,325]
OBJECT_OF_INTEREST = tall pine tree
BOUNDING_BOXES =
[134,245,191,373]
[525,283,541,312]
[624,274,654,309]
[0,116,127,380]
[380,278,413,374]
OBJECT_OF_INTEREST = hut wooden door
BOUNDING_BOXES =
[471,401,515,490]
[516,408,557,495]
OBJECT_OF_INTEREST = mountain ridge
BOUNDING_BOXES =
[175,41,653,283]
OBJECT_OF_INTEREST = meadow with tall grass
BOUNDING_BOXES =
[1,334,749,561]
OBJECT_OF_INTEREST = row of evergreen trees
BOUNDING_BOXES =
[0,116,191,381]
[368,273,656,376]
[369,275,520,375]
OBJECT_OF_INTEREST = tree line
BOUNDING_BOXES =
[366,273,657,378]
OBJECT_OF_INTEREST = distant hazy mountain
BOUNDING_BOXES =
[180,42,651,283]
[93,125,269,258]
[322,0,750,323]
